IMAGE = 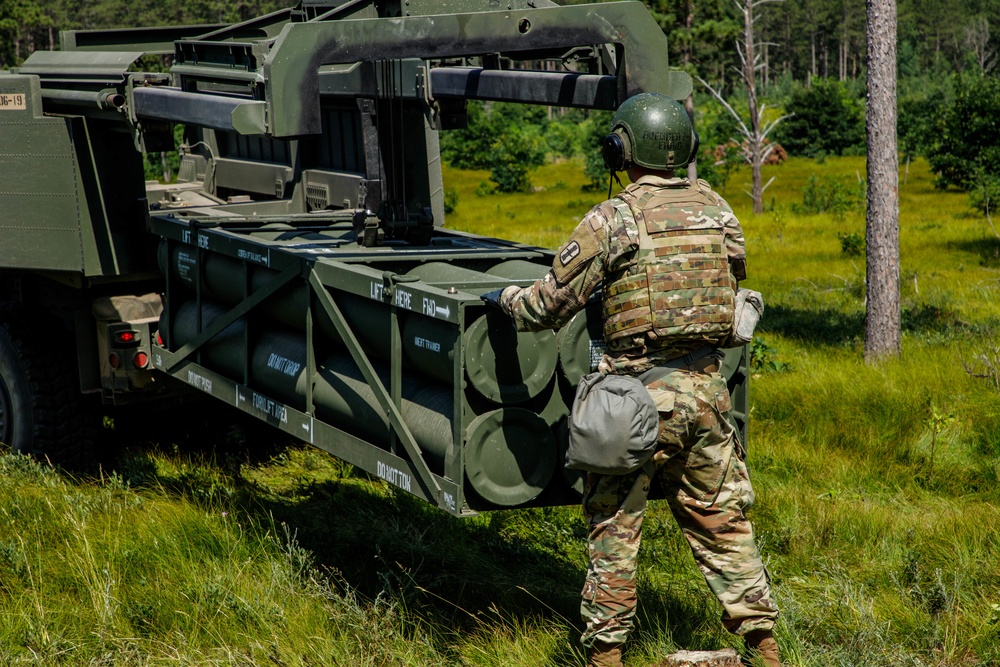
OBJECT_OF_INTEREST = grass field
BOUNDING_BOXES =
[0,156,998,666]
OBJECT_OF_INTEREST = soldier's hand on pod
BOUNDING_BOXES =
[480,288,507,312]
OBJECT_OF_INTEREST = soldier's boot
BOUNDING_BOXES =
[586,641,623,667]
[744,629,781,667]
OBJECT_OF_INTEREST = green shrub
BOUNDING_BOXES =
[927,74,1000,196]
[443,187,459,214]
[544,109,585,159]
[582,110,614,191]
[750,337,790,373]
[837,231,865,256]
[440,102,496,170]
[697,142,742,193]
[967,170,1000,214]
[773,78,865,157]
[898,87,949,161]
[489,126,546,193]
[440,102,546,193]
[795,173,866,219]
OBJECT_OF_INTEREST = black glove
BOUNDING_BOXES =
[480,288,506,311]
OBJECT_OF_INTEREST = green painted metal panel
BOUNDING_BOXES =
[0,111,85,272]
[261,1,690,136]
[0,70,157,278]
[3,153,78,196]
[402,0,544,15]
[150,353,467,514]
[465,408,557,506]
[61,24,228,54]
[20,50,144,81]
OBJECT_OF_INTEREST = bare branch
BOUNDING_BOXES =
[695,76,752,139]
[760,175,777,193]
[735,43,749,68]
[792,277,823,290]
[760,114,794,141]
[965,16,997,73]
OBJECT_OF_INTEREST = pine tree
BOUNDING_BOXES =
[865,0,901,361]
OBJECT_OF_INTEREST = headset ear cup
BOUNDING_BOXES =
[690,131,700,165]
[601,133,625,171]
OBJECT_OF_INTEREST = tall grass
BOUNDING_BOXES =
[444,156,1000,665]
[0,451,460,665]
[0,156,997,665]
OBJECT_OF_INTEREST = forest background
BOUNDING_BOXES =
[1,1,1000,667]
[4,0,1000,205]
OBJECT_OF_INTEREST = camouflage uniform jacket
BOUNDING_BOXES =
[501,174,746,375]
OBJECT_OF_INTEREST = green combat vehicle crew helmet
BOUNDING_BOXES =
[602,93,699,172]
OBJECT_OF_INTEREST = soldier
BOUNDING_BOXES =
[482,93,781,667]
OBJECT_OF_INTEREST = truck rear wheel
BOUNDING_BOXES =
[0,307,93,467]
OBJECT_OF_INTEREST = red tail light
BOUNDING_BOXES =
[114,330,139,344]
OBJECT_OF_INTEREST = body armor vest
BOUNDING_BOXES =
[602,181,736,348]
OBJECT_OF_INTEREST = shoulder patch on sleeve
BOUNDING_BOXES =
[552,225,601,283]
[559,241,582,266]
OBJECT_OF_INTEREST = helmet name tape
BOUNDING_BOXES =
[641,130,685,148]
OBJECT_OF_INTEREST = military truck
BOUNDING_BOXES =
[0,0,747,516]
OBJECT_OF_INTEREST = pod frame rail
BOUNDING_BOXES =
[150,211,571,517]
[149,212,750,517]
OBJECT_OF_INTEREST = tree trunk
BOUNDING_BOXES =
[810,31,817,85]
[822,34,829,77]
[697,0,785,215]
[764,41,770,88]
[683,0,694,67]
[742,0,764,214]
[841,7,849,80]
[785,12,792,76]
[865,0,901,362]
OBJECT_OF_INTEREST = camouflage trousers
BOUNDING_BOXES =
[579,367,779,648]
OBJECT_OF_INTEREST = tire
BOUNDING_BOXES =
[0,306,94,467]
